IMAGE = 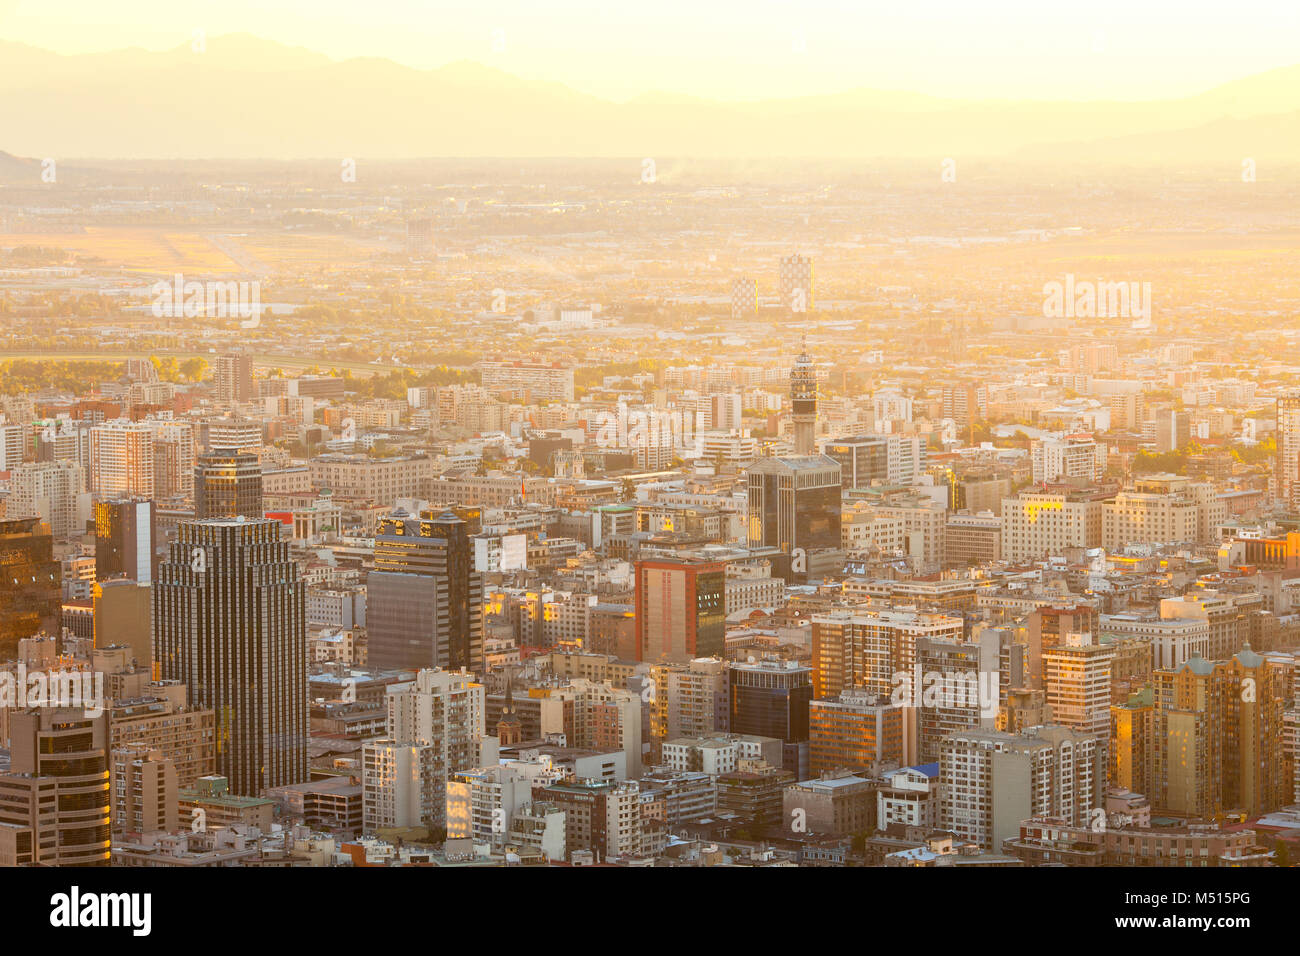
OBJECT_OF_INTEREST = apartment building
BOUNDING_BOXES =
[940,725,1099,852]
[810,609,965,699]
[809,690,905,775]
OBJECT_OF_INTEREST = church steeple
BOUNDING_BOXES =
[497,673,523,746]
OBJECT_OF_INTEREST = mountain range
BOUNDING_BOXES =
[0,33,1297,161]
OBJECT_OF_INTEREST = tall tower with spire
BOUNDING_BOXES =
[790,336,817,456]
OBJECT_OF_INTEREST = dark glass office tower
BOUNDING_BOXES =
[94,497,157,583]
[820,436,888,491]
[0,517,61,659]
[368,509,483,673]
[194,450,263,519]
[745,455,842,552]
[729,659,813,779]
[153,518,306,795]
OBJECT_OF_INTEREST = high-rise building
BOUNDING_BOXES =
[1103,476,1222,549]
[809,690,905,775]
[406,216,434,258]
[790,339,818,455]
[362,739,442,831]
[153,518,307,795]
[146,419,196,500]
[94,498,156,584]
[915,632,1003,762]
[818,435,888,490]
[633,556,726,662]
[110,743,178,836]
[204,416,262,455]
[89,420,155,498]
[108,692,216,789]
[1110,687,1154,800]
[213,353,255,405]
[0,708,111,866]
[0,517,61,660]
[778,253,814,312]
[194,450,263,519]
[647,658,729,756]
[940,725,1099,852]
[1001,488,1108,563]
[1031,434,1100,483]
[445,765,534,845]
[1277,393,1300,509]
[0,422,25,471]
[728,659,812,778]
[1150,647,1287,818]
[941,384,988,429]
[364,668,485,830]
[93,578,152,666]
[730,276,757,320]
[368,510,484,673]
[7,460,88,538]
[540,778,642,862]
[810,609,965,700]
[746,455,842,555]
[538,679,643,777]
[479,361,575,402]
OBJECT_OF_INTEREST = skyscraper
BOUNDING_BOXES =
[778,253,813,313]
[7,460,88,538]
[194,450,263,519]
[789,337,818,456]
[1150,647,1287,818]
[728,659,812,778]
[153,518,307,795]
[88,420,155,498]
[368,510,484,673]
[730,276,757,320]
[213,352,255,405]
[746,455,842,554]
[1276,392,1300,509]
[633,556,726,662]
[0,517,61,660]
[94,497,156,583]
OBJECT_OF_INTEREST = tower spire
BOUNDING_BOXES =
[791,337,817,456]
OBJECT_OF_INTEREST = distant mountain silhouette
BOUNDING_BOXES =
[0,35,1296,161]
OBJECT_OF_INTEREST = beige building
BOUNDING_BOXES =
[111,744,179,836]
[810,609,965,699]
[89,420,155,498]
[1001,489,1106,562]
[940,725,1099,852]
[1102,475,1223,549]
[108,691,217,789]
[308,453,434,504]
[7,460,89,538]
[944,512,1002,566]
[783,770,875,835]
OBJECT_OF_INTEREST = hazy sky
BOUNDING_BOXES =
[3,0,1299,102]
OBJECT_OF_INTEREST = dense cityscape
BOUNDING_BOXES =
[0,9,1297,936]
